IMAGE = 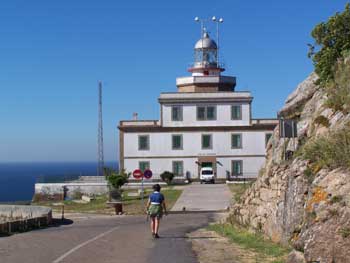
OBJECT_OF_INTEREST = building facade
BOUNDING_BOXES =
[119,31,278,180]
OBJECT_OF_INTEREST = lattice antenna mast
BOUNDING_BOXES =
[97,81,105,176]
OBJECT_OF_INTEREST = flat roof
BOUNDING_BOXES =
[159,91,252,103]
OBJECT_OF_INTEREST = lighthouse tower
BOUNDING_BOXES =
[176,30,236,93]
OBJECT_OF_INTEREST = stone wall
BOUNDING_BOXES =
[0,205,52,224]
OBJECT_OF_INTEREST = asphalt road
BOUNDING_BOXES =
[0,213,217,263]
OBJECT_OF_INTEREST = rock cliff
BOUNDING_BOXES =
[231,58,350,263]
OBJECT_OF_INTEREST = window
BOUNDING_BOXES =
[172,135,183,150]
[232,160,243,176]
[231,134,242,149]
[171,106,183,121]
[197,106,216,120]
[231,105,242,120]
[172,161,184,176]
[202,134,212,149]
[265,133,273,147]
[138,135,149,150]
[139,161,150,172]
[206,106,216,120]
[197,106,206,120]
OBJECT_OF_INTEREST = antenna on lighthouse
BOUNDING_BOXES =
[212,16,224,65]
[97,81,105,176]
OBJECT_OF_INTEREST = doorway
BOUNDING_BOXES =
[197,156,217,178]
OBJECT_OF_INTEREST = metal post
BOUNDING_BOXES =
[216,21,219,66]
[97,81,105,176]
[141,176,144,206]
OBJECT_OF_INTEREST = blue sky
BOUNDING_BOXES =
[0,0,348,162]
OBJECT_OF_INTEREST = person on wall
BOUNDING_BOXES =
[146,184,167,238]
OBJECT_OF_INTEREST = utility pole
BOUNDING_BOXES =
[97,81,105,176]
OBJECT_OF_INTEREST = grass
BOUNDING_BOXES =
[208,223,290,262]
[324,56,350,113]
[33,195,114,214]
[32,188,182,215]
[298,123,350,170]
[121,188,182,215]
[228,182,253,203]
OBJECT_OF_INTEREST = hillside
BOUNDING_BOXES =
[231,54,350,262]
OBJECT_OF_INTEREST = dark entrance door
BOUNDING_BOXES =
[197,156,217,178]
[201,162,213,168]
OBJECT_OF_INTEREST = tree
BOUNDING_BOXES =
[308,3,350,86]
[106,169,129,201]
[160,171,174,185]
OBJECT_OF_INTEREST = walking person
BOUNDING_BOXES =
[146,184,167,238]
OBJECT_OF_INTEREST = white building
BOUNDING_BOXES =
[118,30,278,181]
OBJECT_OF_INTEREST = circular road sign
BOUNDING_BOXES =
[143,169,153,179]
[133,169,143,179]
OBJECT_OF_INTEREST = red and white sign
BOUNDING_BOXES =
[132,169,143,179]
[143,169,153,179]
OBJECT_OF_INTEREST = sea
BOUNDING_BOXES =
[0,162,118,203]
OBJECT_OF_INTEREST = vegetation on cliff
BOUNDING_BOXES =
[299,123,350,170]
[308,3,350,87]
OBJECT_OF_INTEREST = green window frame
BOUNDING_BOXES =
[231,105,242,120]
[197,106,206,120]
[197,106,216,120]
[139,161,150,172]
[171,106,183,121]
[201,134,212,149]
[231,134,242,149]
[206,106,216,120]
[231,160,243,176]
[138,135,149,150]
[172,161,184,176]
[172,134,183,150]
[265,133,272,147]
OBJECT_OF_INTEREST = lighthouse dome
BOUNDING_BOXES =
[194,32,217,49]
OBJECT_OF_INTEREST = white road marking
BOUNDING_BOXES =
[52,226,119,263]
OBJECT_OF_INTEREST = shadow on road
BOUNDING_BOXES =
[50,218,74,227]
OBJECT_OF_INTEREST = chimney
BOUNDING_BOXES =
[133,112,138,120]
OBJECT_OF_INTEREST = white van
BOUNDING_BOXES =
[200,167,215,184]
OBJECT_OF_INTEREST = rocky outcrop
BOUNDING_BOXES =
[231,59,350,262]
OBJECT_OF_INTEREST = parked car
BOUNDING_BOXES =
[200,167,215,184]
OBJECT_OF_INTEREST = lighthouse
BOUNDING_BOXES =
[176,30,236,93]
[118,19,278,182]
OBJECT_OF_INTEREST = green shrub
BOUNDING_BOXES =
[330,195,343,204]
[106,169,129,189]
[324,59,350,113]
[339,227,350,238]
[299,124,350,170]
[308,4,350,87]
[160,171,174,184]
[314,115,330,127]
[303,167,315,184]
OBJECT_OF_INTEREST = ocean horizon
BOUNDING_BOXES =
[0,161,118,202]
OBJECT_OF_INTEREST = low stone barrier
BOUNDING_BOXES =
[34,182,109,201]
[0,205,52,234]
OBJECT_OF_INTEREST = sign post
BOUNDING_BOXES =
[142,169,153,206]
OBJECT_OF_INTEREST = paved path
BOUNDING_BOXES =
[172,183,231,211]
[0,213,216,263]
